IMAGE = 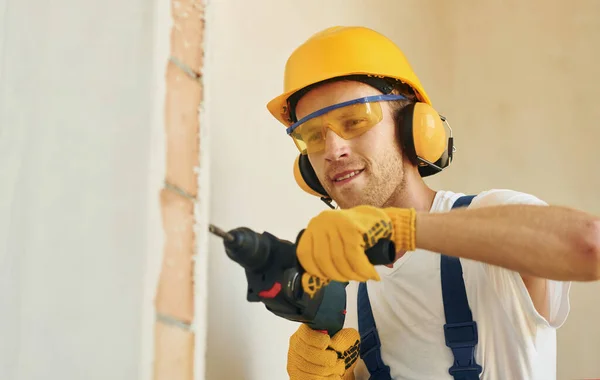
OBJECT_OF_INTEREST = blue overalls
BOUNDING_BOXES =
[357,195,483,380]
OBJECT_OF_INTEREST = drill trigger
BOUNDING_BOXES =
[258,281,282,298]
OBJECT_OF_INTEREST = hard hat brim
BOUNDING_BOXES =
[267,72,432,128]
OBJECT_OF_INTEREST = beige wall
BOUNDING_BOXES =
[205,1,600,379]
[434,2,600,379]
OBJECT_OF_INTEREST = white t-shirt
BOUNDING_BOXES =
[343,189,572,380]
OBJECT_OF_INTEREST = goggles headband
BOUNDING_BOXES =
[286,94,407,135]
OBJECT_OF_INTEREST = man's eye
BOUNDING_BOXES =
[345,118,367,129]
[306,131,323,142]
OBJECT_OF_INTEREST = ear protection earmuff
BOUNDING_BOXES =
[292,101,454,204]
[399,102,454,177]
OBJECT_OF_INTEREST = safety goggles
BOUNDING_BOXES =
[286,94,406,155]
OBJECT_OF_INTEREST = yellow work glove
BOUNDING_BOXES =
[297,205,416,282]
[287,324,360,380]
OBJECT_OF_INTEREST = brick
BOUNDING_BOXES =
[153,0,205,377]
[156,188,195,323]
[170,0,205,73]
[153,320,194,380]
[164,60,201,199]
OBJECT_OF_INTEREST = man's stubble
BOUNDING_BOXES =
[330,147,406,210]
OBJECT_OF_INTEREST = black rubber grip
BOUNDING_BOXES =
[365,239,396,265]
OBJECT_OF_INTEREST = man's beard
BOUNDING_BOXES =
[329,158,406,209]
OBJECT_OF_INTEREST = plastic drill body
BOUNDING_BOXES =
[209,224,395,337]
[217,226,348,336]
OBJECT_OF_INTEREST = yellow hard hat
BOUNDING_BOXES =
[266,26,432,126]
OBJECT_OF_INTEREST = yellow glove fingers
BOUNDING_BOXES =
[295,324,331,349]
[288,373,343,380]
[329,328,361,371]
[311,232,348,282]
[287,325,360,380]
[291,329,339,367]
[290,340,339,367]
[329,328,361,352]
[297,232,329,280]
[287,352,345,378]
[339,224,380,281]
[329,228,369,282]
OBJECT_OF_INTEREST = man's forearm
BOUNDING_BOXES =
[414,204,600,281]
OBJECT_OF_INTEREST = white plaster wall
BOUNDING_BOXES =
[204,1,600,379]
[0,0,165,379]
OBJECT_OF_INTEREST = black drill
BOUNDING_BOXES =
[209,224,396,336]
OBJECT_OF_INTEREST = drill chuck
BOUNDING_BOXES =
[212,226,272,272]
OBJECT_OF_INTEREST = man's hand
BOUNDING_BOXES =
[287,324,360,380]
[297,205,416,282]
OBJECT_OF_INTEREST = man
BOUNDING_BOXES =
[266,26,600,380]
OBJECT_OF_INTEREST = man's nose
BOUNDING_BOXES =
[323,128,350,161]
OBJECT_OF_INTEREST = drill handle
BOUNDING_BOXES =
[304,280,348,336]
[365,238,396,265]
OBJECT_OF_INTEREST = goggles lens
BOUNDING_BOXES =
[286,94,405,155]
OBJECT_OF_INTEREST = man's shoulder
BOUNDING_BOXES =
[432,188,547,212]
[470,188,548,207]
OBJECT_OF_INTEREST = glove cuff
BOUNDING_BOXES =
[384,207,417,251]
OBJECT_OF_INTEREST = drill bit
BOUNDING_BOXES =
[209,224,235,242]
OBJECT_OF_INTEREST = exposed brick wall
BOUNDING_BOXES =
[154,0,205,379]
